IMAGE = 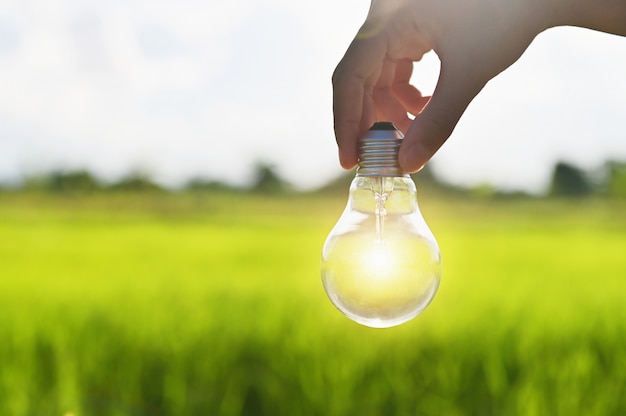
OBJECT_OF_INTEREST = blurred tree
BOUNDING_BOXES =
[470,183,497,199]
[605,161,626,198]
[107,172,163,192]
[46,170,101,193]
[185,178,243,193]
[250,163,291,194]
[549,162,592,197]
[410,164,470,197]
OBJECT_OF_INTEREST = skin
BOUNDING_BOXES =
[333,0,626,173]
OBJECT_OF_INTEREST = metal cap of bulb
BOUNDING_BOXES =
[357,121,405,177]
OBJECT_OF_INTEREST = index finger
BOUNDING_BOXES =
[332,34,387,169]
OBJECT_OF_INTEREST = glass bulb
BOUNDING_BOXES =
[321,122,441,328]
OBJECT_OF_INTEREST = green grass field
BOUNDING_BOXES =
[1,191,625,415]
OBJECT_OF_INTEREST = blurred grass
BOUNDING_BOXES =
[0,191,625,415]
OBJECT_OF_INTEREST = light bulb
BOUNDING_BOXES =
[321,121,441,328]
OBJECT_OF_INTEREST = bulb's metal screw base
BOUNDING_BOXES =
[357,121,404,177]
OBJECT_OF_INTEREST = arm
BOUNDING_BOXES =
[551,0,626,36]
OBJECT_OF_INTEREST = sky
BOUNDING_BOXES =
[0,0,624,193]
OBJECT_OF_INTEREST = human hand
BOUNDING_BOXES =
[332,0,549,172]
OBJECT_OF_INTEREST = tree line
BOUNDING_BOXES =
[1,160,625,198]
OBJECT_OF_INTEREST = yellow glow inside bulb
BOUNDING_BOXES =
[321,122,441,328]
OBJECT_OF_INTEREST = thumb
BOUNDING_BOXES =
[399,61,487,173]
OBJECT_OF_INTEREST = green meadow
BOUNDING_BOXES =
[0,190,625,415]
